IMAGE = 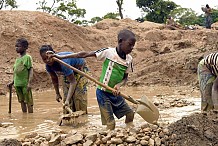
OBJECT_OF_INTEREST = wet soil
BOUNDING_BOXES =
[0,86,203,146]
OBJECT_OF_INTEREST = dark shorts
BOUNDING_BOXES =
[14,86,33,106]
[96,88,133,125]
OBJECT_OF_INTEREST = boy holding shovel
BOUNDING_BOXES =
[50,29,136,130]
[8,38,34,113]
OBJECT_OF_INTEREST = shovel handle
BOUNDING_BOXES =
[53,57,139,104]
[8,86,12,113]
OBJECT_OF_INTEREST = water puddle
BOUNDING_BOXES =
[0,86,200,140]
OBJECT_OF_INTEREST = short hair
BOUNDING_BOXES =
[206,4,209,8]
[39,45,55,54]
[118,29,135,42]
[16,38,28,49]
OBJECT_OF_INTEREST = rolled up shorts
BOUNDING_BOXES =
[96,88,133,125]
[14,86,33,106]
[198,60,215,111]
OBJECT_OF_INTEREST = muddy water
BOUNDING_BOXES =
[0,86,200,140]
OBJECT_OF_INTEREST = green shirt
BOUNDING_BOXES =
[13,54,33,87]
[95,48,133,93]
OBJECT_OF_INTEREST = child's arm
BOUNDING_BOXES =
[49,71,62,102]
[27,67,33,91]
[52,51,96,59]
[64,74,77,106]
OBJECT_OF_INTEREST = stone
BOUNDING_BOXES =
[48,134,61,146]
[85,133,97,142]
[83,140,93,146]
[148,138,155,146]
[140,140,148,145]
[63,134,83,145]
[110,138,123,144]
[125,136,136,143]
[155,137,161,146]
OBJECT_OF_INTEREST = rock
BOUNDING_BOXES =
[204,130,215,140]
[170,133,177,141]
[140,140,148,145]
[48,135,61,146]
[94,138,102,145]
[125,136,136,143]
[143,127,152,132]
[25,132,38,139]
[83,140,93,146]
[101,135,111,143]
[141,123,149,129]
[39,134,51,141]
[22,141,31,146]
[64,134,83,145]
[116,132,125,138]
[150,124,158,131]
[158,131,164,138]
[148,138,155,146]
[110,138,123,144]
[155,137,161,146]
[162,128,169,135]
[67,130,77,136]
[85,133,97,142]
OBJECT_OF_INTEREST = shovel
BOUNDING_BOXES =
[8,85,12,113]
[52,57,159,124]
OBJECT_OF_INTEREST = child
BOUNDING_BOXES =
[39,45,88,114]
[8,38,34,113]
[198,52,218,111]
[51,29,135,130]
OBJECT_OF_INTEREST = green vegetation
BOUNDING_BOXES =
[2,0,218,26]
[0,0,17,10]
[36,0,86,23]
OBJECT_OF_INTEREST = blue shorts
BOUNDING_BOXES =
[96,88,133,125]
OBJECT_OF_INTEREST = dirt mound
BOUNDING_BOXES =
[1,10,218,95]
[167,111,218,146]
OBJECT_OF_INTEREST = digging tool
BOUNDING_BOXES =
[59,103,86,126]
[8,85,12,113]
[53,57,159,124]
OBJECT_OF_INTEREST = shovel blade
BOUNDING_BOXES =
[136,96,159,124]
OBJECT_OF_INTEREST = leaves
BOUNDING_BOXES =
[37,0,86,23]
[136,0,177,23]
[0,0,17,10]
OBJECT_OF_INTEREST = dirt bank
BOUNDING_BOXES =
[1,10,218,95]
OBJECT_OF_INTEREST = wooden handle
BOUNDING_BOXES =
[53,57,139,104]
[8,86,12,113]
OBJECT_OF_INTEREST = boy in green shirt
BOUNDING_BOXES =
[50,29,136,130]
[8,38,34,113]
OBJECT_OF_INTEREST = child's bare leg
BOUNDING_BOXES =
[27,105,33,113]
[125,111,134,123]
[21,101,27,113]
[107,120,115,130]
